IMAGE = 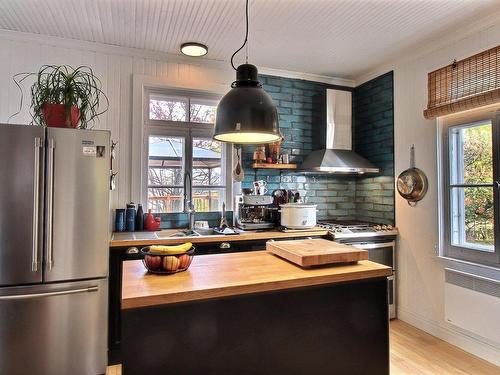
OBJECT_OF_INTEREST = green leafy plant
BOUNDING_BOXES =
[13,65,109,128]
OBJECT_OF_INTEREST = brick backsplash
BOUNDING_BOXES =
[240,75,357,220]
[153,72,395,227]
[353,71,395,224]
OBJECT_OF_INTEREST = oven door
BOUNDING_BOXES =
[348,241,395,270]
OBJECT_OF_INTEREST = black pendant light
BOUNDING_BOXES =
[213,0,281,144]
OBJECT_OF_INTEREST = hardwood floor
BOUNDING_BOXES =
[106,320,500,375]
[390,320,499,375]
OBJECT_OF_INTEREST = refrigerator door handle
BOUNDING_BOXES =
[32,137,42,272]
[46,138,55,270]
[0,286,99,300]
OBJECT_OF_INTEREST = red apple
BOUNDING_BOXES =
[178,254,191,269]
[144,255,161,270]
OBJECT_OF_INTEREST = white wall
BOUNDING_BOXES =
[0,30,352,212]
[0,30,238,211]
[356,17,500,365]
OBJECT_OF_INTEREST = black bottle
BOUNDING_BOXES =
[136,204,144,231]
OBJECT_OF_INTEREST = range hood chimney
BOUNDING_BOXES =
[300,89,379,174]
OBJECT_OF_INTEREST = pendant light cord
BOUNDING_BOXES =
[230,0,249,70]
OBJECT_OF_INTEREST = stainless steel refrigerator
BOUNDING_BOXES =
[0,124,109,375]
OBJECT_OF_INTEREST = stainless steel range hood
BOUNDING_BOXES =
[300,89,379,174]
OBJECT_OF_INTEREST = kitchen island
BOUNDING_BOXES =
[121,251,392,375]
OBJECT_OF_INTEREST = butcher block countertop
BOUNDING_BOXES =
[110,228,328,247]
[122,251,392,309]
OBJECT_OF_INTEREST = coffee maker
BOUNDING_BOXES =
[235,194,277,230]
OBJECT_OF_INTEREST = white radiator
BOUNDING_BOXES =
[444,268,500,344]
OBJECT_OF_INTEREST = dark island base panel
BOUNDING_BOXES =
[122,278,389,375]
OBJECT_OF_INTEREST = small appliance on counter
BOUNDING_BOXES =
[279,203,317,229]
[235,194,277,230]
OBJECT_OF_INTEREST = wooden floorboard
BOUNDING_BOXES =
[390,320,499,375]
[106,320,500,375]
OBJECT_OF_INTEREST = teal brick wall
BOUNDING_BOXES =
[153,73,395,227]
[240,75,357,220]
[353,71,395,224]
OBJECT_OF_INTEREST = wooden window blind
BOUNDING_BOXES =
[424,44,500,119]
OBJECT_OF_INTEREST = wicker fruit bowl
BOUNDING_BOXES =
[141,246,195,274]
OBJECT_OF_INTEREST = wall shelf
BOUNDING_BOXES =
[251,163,297,170]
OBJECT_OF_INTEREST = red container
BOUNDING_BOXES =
[41,103,80,128]
[144,209,161,231]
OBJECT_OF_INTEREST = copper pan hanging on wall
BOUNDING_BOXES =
[397,145,428,206]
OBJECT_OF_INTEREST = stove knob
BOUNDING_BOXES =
[387,225,393,230]
[381,225,388,230]
[374,225,381,231]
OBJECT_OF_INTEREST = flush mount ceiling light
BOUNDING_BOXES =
[213,0,281,144]
[180,42,208,57]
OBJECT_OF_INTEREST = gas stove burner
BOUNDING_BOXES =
[317,220,397,238]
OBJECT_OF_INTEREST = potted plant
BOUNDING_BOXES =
[13,65,108,128]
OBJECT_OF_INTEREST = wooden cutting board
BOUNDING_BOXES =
[266,238,368,267]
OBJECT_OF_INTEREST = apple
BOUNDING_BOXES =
[163,256,180,272]
[178,254,191,269]
[144,255,161,270]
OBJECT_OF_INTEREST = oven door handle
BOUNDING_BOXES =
[350,241,395,249]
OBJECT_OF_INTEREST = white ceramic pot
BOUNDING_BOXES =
[279,203,317,229]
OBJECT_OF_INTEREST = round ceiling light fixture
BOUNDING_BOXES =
[180,42,208,57]
[213,0,281,144]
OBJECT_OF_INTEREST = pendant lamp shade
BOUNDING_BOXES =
[214,64,281,144]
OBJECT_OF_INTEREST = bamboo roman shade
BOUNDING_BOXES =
[424,44,500,119]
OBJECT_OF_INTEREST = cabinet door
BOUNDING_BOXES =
[0,124,44,286]
[45,128,110,282]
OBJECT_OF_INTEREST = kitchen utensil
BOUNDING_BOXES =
[279,203,317,229]
[266,239,368,267]
[253,180,268,195]
[144,209,161,231]
[136,204,144,231]
[141,247,195,274]
[115,209,125,232]
[233,148,244,182]
[272,189,285,206]
[125,203,136,232]
[294,191,301,203]
[397,145,428,206]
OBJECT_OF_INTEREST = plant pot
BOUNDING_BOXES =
[41,103,80,128]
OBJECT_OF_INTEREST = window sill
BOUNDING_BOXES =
[437,256,500,282]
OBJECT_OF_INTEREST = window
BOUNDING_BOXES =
[440,106,500,266]
[143,90,231,213]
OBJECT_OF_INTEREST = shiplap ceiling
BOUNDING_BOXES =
[0,0,498,78]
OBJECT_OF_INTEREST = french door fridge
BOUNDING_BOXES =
[0,124,110,375]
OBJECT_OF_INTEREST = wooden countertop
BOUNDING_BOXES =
[110,228,329,247]
[122,251,392,309]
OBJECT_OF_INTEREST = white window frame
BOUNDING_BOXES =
[142,87,232,213]
[438,105,500,267]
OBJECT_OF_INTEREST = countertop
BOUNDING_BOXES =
[121,251,392,309]
[110,228,329,247]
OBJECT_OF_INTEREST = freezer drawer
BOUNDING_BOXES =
[0,278,107,375]
[45,128,110,282]
[0,124,44,286]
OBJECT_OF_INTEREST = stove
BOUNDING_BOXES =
[317,219,398,319]
[317,220,398,240]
